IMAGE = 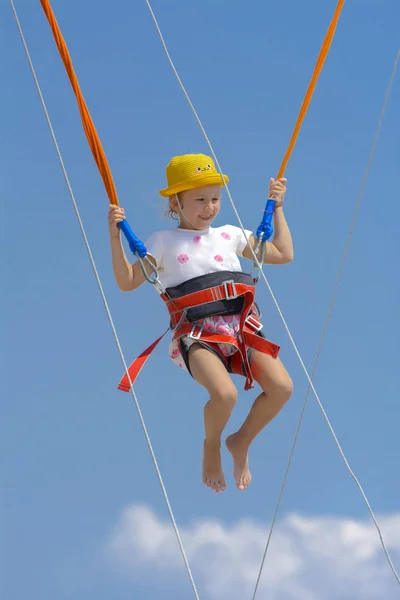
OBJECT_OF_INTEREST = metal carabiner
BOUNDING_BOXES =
[138,255,164,294]
[169,309,188,333]
[251,240,266,285]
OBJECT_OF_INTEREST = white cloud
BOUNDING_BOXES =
[104,504,400,599]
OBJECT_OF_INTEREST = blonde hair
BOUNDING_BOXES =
[166,193,181,221]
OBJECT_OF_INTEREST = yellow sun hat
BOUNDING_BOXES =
[159,153,229,197]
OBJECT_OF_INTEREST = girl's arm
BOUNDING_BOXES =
[242,178,294,265]
[109,205,156,292]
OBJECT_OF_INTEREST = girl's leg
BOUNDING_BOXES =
[188,343,238,493]
[226,351,293,490]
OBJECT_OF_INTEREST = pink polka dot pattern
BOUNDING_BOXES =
[177,254,189,264]
[193,235,202,243]
[214,255,224,263]
[221,231,231,240]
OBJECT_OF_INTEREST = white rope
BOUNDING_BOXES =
[9,2,200,598]
[143,0,400,592]
[251,47,400,599]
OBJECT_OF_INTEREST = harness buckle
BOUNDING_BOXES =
[245,314,263,332]
[223,280,238,300]
[189,323,204,340]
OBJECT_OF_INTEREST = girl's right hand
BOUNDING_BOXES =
[108,204,125,238]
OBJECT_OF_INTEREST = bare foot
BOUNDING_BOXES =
[225,433,251,490]
[202,440,226,493]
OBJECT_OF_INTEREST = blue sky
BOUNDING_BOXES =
[2,0,400,598]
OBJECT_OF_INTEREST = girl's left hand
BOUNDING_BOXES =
[269,177,287,207]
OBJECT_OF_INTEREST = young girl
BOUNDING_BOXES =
[109,154,293,493]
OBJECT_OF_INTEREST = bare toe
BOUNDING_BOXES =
[202,441,226,493]
[226,433,252,491]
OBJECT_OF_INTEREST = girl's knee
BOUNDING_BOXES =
[261,372,293,404]
[212,384,238,409]
[278,374,293,403]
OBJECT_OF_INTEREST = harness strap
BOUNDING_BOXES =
[118,330,169,392]
[174,324,280,358]
[163,280,251,319]
[117,322,280,393]
[236,284,256,387]
[118,279,280,392]
[173,321,279,390]
[164,280,257,386]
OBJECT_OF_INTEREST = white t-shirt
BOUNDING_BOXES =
[145,224,253,288]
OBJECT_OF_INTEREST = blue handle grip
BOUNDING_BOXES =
[118,219,147,258]
[256,199,276,241]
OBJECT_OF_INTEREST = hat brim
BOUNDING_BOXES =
[159,173,229,198]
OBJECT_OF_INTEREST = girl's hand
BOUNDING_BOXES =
[108,204,125,238]
[268,177,287,207]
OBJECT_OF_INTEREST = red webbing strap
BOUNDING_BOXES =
[244,332,280,358]
[173,327,241,348]
[174,325,279,359]
[164,282,255,315]
[118,330,168,392]
[118,281,279,391]
[172,287,277,390]
[237,288,256,388]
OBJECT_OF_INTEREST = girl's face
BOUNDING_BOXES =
[173,184,221,230]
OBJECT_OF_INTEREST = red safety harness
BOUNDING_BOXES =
[118,272,280,392]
